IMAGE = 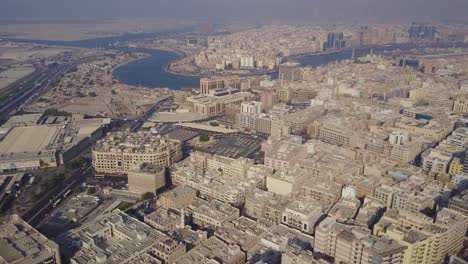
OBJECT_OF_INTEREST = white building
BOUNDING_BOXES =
[241,101,263,115]
[240,56,255,68]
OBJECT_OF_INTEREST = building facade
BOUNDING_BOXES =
[92,132,182,174]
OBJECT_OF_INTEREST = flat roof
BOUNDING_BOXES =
[176,123,238,134]
[0,125,60,154]
[151,112,206,123]
[2,113,42,126]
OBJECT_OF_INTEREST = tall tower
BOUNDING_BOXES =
[278,62,301,85]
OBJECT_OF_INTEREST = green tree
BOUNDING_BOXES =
[65,157,86,170]
[199,135,210,142]
[141,192,155,201]
[44,108,71,117]
[87,187,96,195]
[88,92,97,97]
[117,202,134,211]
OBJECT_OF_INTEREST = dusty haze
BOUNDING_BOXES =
[1,0,468,23]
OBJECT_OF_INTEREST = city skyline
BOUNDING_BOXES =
[0,2,468,264]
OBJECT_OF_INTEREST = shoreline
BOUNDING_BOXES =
[110,51,174,92]
[139,43,413,78]
[157,47,279,78]
[110,41,468,89]
[118,44,279,78]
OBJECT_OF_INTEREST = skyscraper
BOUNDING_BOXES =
[409,23,436,40]
[327,32,335,50]
[326,32,345,50]
[278,62,301,84]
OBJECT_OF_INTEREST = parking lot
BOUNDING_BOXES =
[207,135,263,158]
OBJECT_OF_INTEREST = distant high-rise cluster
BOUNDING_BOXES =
[325,32,346,50]
[409,22,436,40]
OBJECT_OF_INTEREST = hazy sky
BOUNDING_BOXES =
[1,0,467,23]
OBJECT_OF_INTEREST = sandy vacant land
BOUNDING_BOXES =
[0,46,71,62]
[0,18,194,41]
[0,66,35,91]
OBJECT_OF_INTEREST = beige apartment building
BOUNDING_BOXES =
[186,91,254,118]
[373,185,397,207]
[278,62,301,84]
[374,208,468,264]
[315,217,406,264]
[264,140,308,171]
[391,190,436,213]
[244,189,291,223]
[281,198,324,234]
[448,190,468,216]
[175,236,245,264]
[260,89,278,111]
[192,199,239,228]
[127,163,166,194]
[206,155,254,178]
[159,186,197,210]
[266,168,308,196]
[92,132,182,174]
[395,119,453,142]
[318,121,357,148]
[200,76,242,94]
[0,215,62,264]
[144,207,183,232]
[200,77,225,94]
[270,119,292,139]
[453,94,468,113]
[390,140,423,163]
[58,210,185,264]
[422,149,452,174]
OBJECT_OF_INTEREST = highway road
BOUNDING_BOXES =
[112,95,174,132]
[142,95,173,120]
[0,69,43,97]
[22,165,92,228]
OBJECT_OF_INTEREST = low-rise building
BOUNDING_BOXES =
[0,116,110,173]
[391,190,436,213]
[315,217,406,264]
[128,163,166,194]
[261,225,314,252]
[175,236,245,264]
[0,215,62,264]
[448,190,468,216]
[245,190,293,225]
[57,210,185,264]
[206,155,254,178]
[373,185,397,208]
[266,168,308,196]
[281,197,324,234]
[144,207,183,232]
[159,186,196,210]
[264,140,308,171]
[422,149,452,174]
[192,199,239,228]
[374,208,468,264]
[453,94,468,113]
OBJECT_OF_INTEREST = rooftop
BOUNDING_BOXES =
[0,215,60,264]
[0,125,60,154]
[94,131,180,154]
